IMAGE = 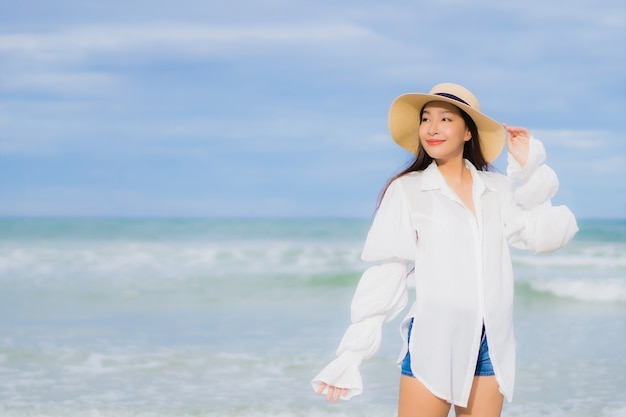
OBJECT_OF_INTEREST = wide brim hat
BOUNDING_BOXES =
[388,83,505,163]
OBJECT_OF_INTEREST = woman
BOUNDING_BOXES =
[311,83,578,417]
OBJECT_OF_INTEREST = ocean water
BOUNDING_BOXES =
[0,218,624,417]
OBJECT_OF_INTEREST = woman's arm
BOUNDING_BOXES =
[312,178,417,401]
[312,262,409,401]
[501,125,579,252]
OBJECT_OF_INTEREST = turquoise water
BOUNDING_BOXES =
[0,218,624,416]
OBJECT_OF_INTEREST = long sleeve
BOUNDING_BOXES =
[311,179,416,400]
[311,263,408,399]
[503,136,579,253]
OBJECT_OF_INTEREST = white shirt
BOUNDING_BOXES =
[311,137,579,407]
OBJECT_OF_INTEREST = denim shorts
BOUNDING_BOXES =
[401,319,495,377]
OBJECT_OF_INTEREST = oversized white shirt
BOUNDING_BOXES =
[311,137,578,407]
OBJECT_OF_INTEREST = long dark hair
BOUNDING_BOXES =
[377,105,491,207]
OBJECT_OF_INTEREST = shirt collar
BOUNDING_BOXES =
[421,160,498,194]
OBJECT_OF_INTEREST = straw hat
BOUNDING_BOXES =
[388,83,505,163]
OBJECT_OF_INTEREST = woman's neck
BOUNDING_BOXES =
[436,157,469,185]
[436,156,476,217]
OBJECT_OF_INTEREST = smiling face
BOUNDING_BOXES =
[418,101,472,164]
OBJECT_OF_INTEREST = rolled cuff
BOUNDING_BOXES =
[311,263,409,400]
[507,136,546,182]
[311,350,364,400]
[509,204,579,253]
[507,137,558,209]
[512,164,558,209]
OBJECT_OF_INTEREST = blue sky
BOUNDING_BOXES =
[1,0,624,218]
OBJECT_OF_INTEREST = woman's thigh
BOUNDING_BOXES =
[454,376,503,417]
[398,375,451,417]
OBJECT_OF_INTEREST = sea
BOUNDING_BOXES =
[0,218,624,417]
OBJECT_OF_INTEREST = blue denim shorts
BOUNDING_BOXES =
[401,319,495,377]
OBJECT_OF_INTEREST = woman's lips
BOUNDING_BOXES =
[425,139,445,146]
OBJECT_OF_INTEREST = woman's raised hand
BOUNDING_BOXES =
[315,382,349,402]
[503,123,531,168]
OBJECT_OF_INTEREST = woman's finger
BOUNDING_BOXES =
[315,382,327,395]
[316,383,348,402]
[504,124,530,139]
[326,386,335,402]
[332,386,343,402]
[332,387,349,402]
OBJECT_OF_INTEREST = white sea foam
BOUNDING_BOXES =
[512,242,626,269]
[1,219,624,417]
[0,403,624,417]
[0,239,364,285]
[526,277,626,302]
[508,241,626,302]
[2,237,625,306]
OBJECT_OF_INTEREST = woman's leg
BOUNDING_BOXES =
[454,376,503,417]
[398,375,451,417]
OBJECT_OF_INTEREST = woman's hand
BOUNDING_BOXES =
[316,382,349,402]
[503,123,531,168]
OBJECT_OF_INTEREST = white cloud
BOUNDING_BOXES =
[501,0,625,27]
[0,21,379,63]
[533,129,621,149]
[1,71,120,95]
[1,0,624,218]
